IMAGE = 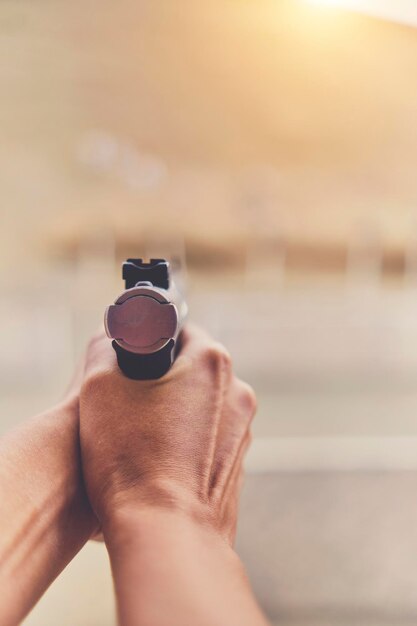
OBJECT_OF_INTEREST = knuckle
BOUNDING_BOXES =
[170,353,192,375]
[87,330,106,353]
[82,368,112,397]
[201,342,232,372]
[88,328,103,346]
[81,371,101,396]
[237,381,258,417]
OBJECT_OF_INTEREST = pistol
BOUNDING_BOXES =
[104,258,187,379]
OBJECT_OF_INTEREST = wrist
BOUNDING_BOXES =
[102,506,259,626]
[102,504,229,554]
[98,478,215,533]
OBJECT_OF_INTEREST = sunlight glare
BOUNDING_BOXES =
[306,0,354,7]
[307,0,374,13]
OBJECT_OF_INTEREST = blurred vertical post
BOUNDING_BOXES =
[404,216,417,289]
[72,227,116,361]
[346,220,383,291]
[239,165,285,290]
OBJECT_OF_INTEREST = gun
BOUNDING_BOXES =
[104,258,187,379]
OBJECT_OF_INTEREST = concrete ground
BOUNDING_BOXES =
[238,471,417,626]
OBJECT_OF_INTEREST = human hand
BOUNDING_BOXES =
[79,324,256,544]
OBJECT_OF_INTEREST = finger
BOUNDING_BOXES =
[174,324,232,377]
[232,380,258,424]
[224,466,245,545]
[209,379,256,497]
[219,428,252,513]
[63,351,87,401]
[83,330,119,379]
[221,440,250,546]
[90,531,104,543]
[176,322,215,358]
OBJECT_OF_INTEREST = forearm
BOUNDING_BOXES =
[0,400,96,625]
[104,507,269,626]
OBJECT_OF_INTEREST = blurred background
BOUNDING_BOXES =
[1,0,417,624]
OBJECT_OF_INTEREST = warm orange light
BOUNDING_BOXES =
[305,0,365,8]
[305,0,417,28]
[307,0,349,5]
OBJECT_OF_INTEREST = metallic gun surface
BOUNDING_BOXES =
[105,258,187,379]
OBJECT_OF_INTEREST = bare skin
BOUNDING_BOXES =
[80,324,269,626]
[0,323,269,626]
[0,373,97,625]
